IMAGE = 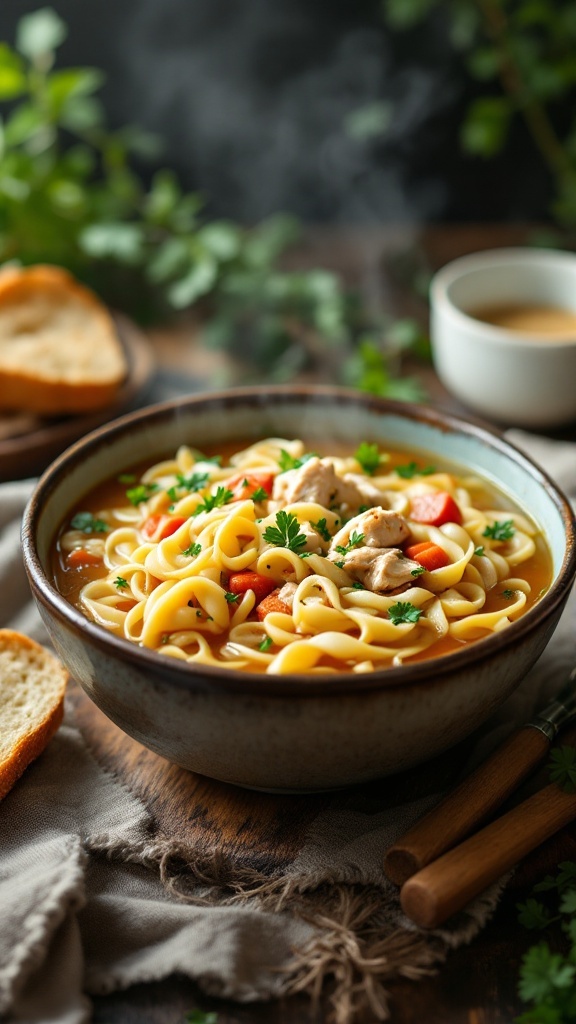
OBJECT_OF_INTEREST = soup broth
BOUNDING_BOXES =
[52,437,552,675]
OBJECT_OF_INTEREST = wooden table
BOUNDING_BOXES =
[88,223,576,1024]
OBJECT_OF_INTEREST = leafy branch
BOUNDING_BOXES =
[383,0,576,228]
[0,6,429,394]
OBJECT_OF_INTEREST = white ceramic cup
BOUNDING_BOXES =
[430,247,576,429]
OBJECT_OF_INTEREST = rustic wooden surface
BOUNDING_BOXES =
[75,223,576,1022]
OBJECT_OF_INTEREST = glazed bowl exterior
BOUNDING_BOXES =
[22,387,576,791]
[430,247,576,428]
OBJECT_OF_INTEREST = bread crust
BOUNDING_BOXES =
[0,629,68,800]
[0,264,128,414]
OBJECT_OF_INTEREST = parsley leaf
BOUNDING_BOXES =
[251,486,269,502]
[354,441,381,476]
[70,512,109,533]
[549,746,576,793]
[193,486,234,516]
[388,601,422,625]
[483,519,515,541]
[183,542,202,557]
[395,461,436,479]
[126,482,159,506]
[502,588,516,599]
[310,517,332,542]
[278,449,316,472]
[334,531,365,556]
[516,898,555,930]
[167,472,210,502]
[411,565,426,577]
[259,636,273,652]
[474,545,485,557]
[114,576,129,589]
[263,510,307,552]
[224,592,240,603]
[352,581,365,590]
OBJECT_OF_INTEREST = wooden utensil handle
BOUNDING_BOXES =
[400,781,576,929]
[384,725,550,885]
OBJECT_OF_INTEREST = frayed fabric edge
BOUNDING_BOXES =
[87,834,503,1024]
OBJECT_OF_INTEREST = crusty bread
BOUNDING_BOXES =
[0,264,128,414]
[0,629,68,800]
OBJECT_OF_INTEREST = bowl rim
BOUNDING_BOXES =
[22,384,576,698]
[430,246,576,349]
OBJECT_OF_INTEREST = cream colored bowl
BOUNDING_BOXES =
[430,247,576,428]
[21,387,576,791]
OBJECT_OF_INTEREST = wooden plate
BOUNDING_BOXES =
[0,315,156,482]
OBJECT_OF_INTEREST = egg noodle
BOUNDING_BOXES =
[56,437,547,675]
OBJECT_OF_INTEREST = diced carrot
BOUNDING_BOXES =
[405,542,450,571]
[228,571,277,603]
[141,514,187,541]
[409,492,462,527]
[66,548,102,568]
[224,472,275,501]
[256,589,292,621]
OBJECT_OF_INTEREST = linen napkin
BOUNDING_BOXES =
[0,426,575,1024]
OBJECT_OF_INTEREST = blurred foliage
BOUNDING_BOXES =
[383,0,576,229]
[0,7,429,395]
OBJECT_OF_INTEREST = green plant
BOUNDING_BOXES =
[382,0,576,229]
[0,6,428,393]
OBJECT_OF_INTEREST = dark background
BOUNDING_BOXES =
[2,0,554,225]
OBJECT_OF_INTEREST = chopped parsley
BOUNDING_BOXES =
[411,566,426,577]
[70,512,109,534]
[183,542,202,558]
[483,519,515,541]
[167,471,210,501]
[501,588,516,599]
[114,576,129,589]
[117,473,136,484]
[334,531,364,556]
[474,545,485,557]
[251,486,269,502]
[351,581,365,590]
[334,559,345,569]
[388,601,422,625]
[192,450,222,465]
[126,482,159,506]
[354,442,381,476]
[263,510,307,552]
[259,636,273,653]
[395,461,436,479]
[278,449,316,472]
[192,486,234,516]
[224,591,240,603]
[310,517,332,542]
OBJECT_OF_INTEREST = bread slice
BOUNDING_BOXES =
[0,629,68,800]
[0,264,128,414]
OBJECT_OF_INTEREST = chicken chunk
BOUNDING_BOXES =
[277,581,298,608]
[298,521,326,554]
[272,457,364,510]
[330,507,410,555]
[362,549,422,593]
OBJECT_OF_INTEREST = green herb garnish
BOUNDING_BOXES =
[351,582,365,590]
[334,531,364,556]
[114,576,129,589]
[126,483,159,506]
[388,601,422,625]
[167,472,210,502]
[185,1010,219,1024]
[263,510,307,552]
[259,636,273,653]
[310,518,332,542]
[474,546,485,557]
[549,746,576,794]
[483,519,515,541]
[411,566,426,577]
[70,512,109,534]
[192,486,234,516]
[224,592,240,603]
[250,486,269,502]
[502,588,516,599]
[278,449,316,472]
[183,542,202,557]
[117,473,136,484]
[395,461,436,479]
[354,442,381,475]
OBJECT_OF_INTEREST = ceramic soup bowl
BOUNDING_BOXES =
[22,387,576,791]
